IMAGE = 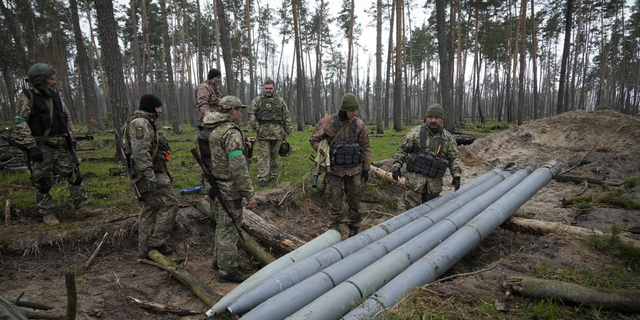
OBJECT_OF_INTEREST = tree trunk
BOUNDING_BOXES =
[159,0,180,134]
[517,0,527,125]
[530,0,539,119]
[556,0,573,114]
[215,0,235,95]
[384,0,395,130]
[393,0,403,132]
[375,0,383,134]
[345,0,355,93]
[435,0,454,132]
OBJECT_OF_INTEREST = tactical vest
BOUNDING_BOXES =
[25,89,68,137]
[405,124,449,178]
[255,95,285,123]
[329,114,365,168]
[197,122,244,181]
[124,113,171,174]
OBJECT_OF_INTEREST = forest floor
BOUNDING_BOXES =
[1,109,640,320]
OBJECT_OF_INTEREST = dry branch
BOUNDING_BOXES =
[561,140,598,175]
[140,250,220,306]
[238,230,276,267]
[562,194,640,209]
[554,174,622,186]
[370,165,406,185]
[504,276,640,312]
[85,232,108,269]
[5,199,10,226]
[242,208,306,254]
[128,296,200,316]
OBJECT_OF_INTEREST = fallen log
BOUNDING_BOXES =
[370,165,406,186]
[562,194,640,210]
[128,296,200,316]
[242,208,306,254]
[0,295,28,320]
[140,250,220,306]
[501,217,640,248]
[238,230,276,267]
[503,276,640,312]
[14,301,53,311]
[554,174,622,187]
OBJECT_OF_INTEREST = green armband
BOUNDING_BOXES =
[228,150,244,159]
[397,147,404,151]
[14,115,28,122]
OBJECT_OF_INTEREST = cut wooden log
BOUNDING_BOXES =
[562,194,640,210]
[242,209,306,254]
[502,217,640,248]
[128,296,200,316]
[503,276,640,312]
[370,165,406,186]
[140,250,220,306]
[554,174,622,187]
[238,230,276,267]
[65,271,77,320]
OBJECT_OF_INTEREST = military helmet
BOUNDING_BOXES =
[27,63,56,85]
[279,139,292,157]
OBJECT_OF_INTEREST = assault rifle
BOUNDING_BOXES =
[114,128,141,198]
[66,127,81,166]
[1,135,34,186]
[191,147,245,240]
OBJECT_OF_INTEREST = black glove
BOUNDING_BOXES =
[28,147,44,162]
[361,170,369,182]
[148,180,158,192]
[452,177,461,191]
[392,170,401,181]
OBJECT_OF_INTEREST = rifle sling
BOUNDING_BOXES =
[329,118,353,146]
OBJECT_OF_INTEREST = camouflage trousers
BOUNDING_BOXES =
[403,188,440,210]
[137,186,179,257]
[324,174,362,234]
[256,139,282,180]
[32,142,87,216]
[210,197,244,277]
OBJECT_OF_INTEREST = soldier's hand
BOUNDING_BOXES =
[392,170,401,181]
[361,170,369,182]
[452,177,461,191]
[148,180,158,192]
[246,198,257,210]
[28,147,44,162]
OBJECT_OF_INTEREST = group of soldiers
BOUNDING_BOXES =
[9,64,461,284]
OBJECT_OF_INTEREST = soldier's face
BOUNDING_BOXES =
[212,76,222,85]
[42,75,57,90]
[426,115,443,129]
[264,84,275,97]
[231,107,244,121]
[155,107,163,114]
[346,110,358,120]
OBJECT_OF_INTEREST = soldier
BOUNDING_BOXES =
[248,79,292,187]
[310,93,370,238]
[195,68,223,129]
[198,96,257,283]
[122,94,178,259]
[391,103,462,209]
[12,63,102,226]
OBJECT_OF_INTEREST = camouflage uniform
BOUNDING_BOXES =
[12,87,93,223]
[195,81,222,128]
[392,123,461,209]
[310,113,371,235]
[122,110,178,258]
[199,112,254,278]
[248,93,292,182]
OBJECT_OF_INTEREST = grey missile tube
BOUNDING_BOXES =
[225,168,504,315]
[343,160,561,320]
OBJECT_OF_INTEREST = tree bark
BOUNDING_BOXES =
[435,0,454,132]
[393,0,403,132]
[556,0,573,114]
[238,230,276,266]
[215,0,235,95]
[65,272,77,320]
[242,208,306,254]
[159,0,180,134]
[375,0,383,134]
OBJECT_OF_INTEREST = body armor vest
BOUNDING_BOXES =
[330,115,364,168]
[25,89,67,137]
[124,113,171,174]
[255,95,284,123]
[197,122,244,182]
[405,124,449,178]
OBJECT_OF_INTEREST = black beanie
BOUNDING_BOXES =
[207,68,222,80]
[139,94,162,113]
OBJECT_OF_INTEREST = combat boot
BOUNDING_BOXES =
[218,273,250,283]
[151,244,175,256]
[43,213,60,226]
[76,205,103,219]
[211,258,219,270]
[259,180,267,187]
[269,177,277,184]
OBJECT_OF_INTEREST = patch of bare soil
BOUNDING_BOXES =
[1,110,639,319]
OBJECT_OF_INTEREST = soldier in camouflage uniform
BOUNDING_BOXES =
[11,63,102,226]
[199,96,257,283]
[195,68,223,129]
[391,104,462,209]
[248,79,292,187]
[122,94,179,259]
[310,93,371,237]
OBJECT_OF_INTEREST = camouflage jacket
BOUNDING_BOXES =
[310,114,371,177]
[200,112,255,202]
[248,94,293,140]
[12,88,77,149]
[392,124,461,194]
[122,110,171,193]
[195,81,222,121]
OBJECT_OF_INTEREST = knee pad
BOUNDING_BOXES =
[70,168,84,186]
[35,176,52,193]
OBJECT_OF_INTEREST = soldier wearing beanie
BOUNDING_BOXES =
[195,68,224,129]
[121,94,179,259]
[391,103,462,209]
[248,79,293,186]
[10,63,102,226]
[310,93,371,238]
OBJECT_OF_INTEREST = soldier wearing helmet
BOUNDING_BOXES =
[198,95,257,283]
[11,63,102,225]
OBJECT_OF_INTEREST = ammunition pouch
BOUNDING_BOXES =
[152,135,171,173]
[35,176,52,193]
[406,152,449,178]
[330,142,364,167]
